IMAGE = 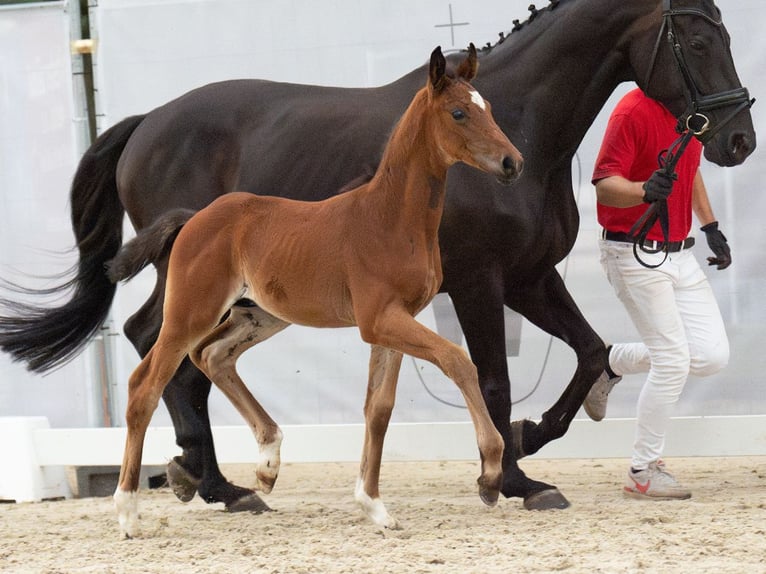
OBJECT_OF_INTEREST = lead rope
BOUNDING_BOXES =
[627,119,702,269]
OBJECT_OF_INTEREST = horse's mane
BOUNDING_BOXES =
[476,0,567,54]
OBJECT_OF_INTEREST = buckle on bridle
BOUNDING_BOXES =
[685,113,710,135]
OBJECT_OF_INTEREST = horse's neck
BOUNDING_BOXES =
[479,0,655,162]
[364,97,447,236]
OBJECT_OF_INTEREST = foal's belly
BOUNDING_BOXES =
[246,272,356,329]
[259,299,356,329]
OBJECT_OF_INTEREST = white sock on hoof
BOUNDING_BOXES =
[113,487,140,539]
[354,477,401,530]
[256,428,283,493]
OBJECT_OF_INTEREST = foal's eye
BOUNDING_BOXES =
[452,109,466,121]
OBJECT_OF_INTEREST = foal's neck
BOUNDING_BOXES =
[365,90,449,232]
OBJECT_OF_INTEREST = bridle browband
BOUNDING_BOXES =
[643,0,754,143]
[629,0,755,268]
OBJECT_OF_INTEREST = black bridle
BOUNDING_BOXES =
[631,0,755,268]
[644,0,754,141]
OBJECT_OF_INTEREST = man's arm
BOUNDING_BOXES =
[691,169,717,226]
[595,170,675,207]
[595,175,646,207]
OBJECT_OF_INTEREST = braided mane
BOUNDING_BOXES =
[475,0,566,53]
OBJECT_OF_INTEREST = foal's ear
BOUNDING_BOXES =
[456,43,478,82]
[429,45,447,92]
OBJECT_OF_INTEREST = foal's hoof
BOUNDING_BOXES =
[479,487,500,507]
[166,457,200,503]
[256,471,278,495]
[226,493,272,514]
[523,488,570,511]
[477,468,502,507]
[478,479,500,507]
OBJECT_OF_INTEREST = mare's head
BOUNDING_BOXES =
[632,0,755,166]
[426,44,523,185]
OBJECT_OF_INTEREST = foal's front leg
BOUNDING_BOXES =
[358,307,504,509]
[355,345,404,529]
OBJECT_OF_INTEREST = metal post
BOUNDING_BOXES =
[69,0,121,427]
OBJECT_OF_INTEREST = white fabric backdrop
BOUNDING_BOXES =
[0,2,98,426]
[1,0,763,429]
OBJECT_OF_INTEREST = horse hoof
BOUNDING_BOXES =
[166,457,200,503]
[226,493,272,514]
[523,488,570,511]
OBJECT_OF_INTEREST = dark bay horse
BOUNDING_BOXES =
[109,45,521,537]
[0,0,755,511]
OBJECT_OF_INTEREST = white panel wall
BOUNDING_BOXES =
[0,2,99,427]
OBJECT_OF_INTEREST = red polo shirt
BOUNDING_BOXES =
[592,89,701,242]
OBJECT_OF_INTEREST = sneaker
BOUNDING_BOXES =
[623,461,692,500]
[583,371,622,421]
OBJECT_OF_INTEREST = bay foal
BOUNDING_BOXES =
[109,45,522,538]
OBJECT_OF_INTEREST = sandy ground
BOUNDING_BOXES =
[0,457,764,574]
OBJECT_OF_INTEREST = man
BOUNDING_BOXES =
[584,88,732,500]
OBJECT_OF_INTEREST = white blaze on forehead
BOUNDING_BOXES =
[470,89,486,111]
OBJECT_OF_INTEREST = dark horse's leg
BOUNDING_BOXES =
[123,271,268,512]
[505,268,607,461]
[447,268,570,510]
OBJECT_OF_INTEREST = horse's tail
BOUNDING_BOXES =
[0,114,146,372]
[106,209,196,284]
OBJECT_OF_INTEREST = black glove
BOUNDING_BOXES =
[642,170,676,203]
[701,221,731,270]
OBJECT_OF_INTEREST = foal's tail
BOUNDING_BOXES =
[106,209,195,283]
[0,115,146,372]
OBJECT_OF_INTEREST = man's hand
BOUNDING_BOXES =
[642,170,676,203]
[701,221,731,270]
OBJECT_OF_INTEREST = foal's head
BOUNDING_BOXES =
[426,44,523,184]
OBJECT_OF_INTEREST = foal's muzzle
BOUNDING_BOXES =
[497,155,523,185]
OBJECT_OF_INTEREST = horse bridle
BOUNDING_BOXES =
[630,0,755,268]
[643,0,754,143]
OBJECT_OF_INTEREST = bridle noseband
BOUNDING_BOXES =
[644,0,754,143]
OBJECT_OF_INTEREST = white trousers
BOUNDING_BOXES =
[599,239,729,470]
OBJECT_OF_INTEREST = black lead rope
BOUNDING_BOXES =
[628,128,696,269]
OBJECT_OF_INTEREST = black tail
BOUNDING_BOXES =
[106,209,195,283]
[0,115,146,372]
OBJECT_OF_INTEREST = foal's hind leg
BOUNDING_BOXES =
[124,275,265,510]
[115,343,189,538]
[355,345,404,529]
[190,305,289,494]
